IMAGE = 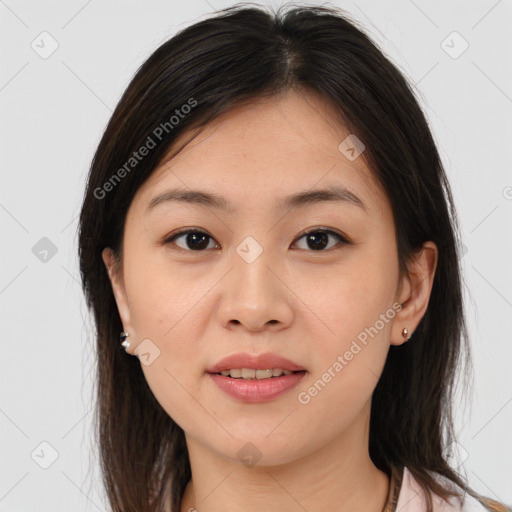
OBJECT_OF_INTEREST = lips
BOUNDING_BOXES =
[206,353,307,374]
[208,371,306,402]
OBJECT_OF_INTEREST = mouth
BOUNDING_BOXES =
[207,369,308,403]
[205,353,307,401]
[206,352,307,376]
[210,368,307,380]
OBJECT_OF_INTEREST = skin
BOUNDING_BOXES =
[103,88,437,512]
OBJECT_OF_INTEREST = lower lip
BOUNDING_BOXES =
[207,371,307,403]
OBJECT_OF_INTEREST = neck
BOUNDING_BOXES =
[179,404,389,512]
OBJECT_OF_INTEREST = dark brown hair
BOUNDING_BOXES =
[78,4,503,511]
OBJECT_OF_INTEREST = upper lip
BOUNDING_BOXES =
[206,353,307,374]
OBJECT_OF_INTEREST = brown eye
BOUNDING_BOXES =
[293,229,350,251]
[164,227,350,253]
[165,230,218,251]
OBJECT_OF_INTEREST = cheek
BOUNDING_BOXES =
[294,246,398,352]
[294,267,397,435]
[138,359,204,438]
[291,247,398,430]
[124,243,202,336]
[122,248,213,424]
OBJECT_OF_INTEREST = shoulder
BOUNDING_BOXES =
[396,466,512,512]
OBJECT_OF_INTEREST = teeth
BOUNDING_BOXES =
[242,368,256,379]
[219,368,295,379]
[256,369,273,379]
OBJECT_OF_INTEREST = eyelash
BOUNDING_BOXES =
[163,227,352,253]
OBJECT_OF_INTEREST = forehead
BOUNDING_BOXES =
[132,89,385,215]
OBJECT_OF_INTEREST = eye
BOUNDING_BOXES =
[164,227,350,252]
[164,229,219,251]
[292,228,350,251]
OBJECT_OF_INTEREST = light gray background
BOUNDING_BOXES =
[1,0,511,510]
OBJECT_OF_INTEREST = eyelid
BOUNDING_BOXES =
[163,226,352,251]
[294,226,351,246]
[163,227,218,251]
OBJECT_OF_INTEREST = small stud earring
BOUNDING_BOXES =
[120,331,130,350]
[402,327,411,341]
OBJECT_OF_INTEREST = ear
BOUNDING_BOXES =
[391,241,438,346]
[102,247,136,355]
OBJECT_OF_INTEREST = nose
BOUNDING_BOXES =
[216,242,294,333]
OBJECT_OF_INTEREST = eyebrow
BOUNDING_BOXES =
[145,184,367,214]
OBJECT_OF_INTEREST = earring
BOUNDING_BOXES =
[120,331,130,351]
[402,327,411,341]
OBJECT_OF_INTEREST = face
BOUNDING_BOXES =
[103,89,435,467]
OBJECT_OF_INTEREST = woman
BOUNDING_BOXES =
[77,4,511,512]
